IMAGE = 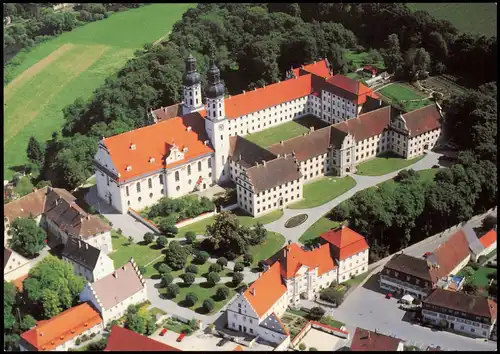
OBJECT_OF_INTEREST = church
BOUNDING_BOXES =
[94,55,442,216]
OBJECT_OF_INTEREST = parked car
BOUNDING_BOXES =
[160,328,168,336]
[423,252,432,258]
[386,293,393,299]
[217,339,229,347]
[177,333,186,342]
[432,164,440,169]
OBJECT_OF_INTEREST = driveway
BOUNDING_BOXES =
[265,151,442,245]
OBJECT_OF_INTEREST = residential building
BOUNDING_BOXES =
[4,187,112,254]
[61,238,115,283]
[4,247,31,282]
[422,288,497,338]
[79,259,147,325]
[478,229,497,259]
[19,302,103,351]
[227,226,370,341]
[380,227,471,299]
[95,55,443,216]
[350,328,404,351]
[104,325,181,351]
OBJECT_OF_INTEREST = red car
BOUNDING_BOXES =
[423,252,432,258]
[177,333,186,342]
[159,328,168,336]
[386,293,393,299]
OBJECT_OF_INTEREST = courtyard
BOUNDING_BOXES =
[288,176,356,209]
[297,328,347,351]
[355,152,425,176]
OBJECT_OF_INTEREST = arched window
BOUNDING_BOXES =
[175,171,179,181]
[136,182,141,193]
[126,186,129,196]
[187,165,191,175]
[159,175,163,185]
[148,178,152,189]
[208,158,211,168]
[198,161,202,172]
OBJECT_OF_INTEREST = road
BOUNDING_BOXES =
[264,151,442,245]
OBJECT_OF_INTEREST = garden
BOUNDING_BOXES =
[281,307,345,339]
[458,262,497,298]
[376,83,433,112]
[355,152,425,176]
[299,217,341,245]
[288,176,356,209]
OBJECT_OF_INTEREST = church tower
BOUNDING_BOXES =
[182,54,203,115]
[204,60,229,183]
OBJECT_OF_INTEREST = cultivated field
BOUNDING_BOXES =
[420,74,467,100]
[376,82,432,112]
[407,3,497,37]
[4,3,195,179]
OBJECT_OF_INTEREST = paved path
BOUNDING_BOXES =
[264,151,442,245]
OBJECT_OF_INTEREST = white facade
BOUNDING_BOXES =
[205,96,230,184]
[63,252,114,283]
[182,81,203,115]
[337,249,369,283]
[422,309,495,338]
[4,250,31,282]
[379,274,430,300]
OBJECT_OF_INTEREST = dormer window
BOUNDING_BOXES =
[183,147,188,153]
[186,126,192,132]
[130,144,136,150]
[126,165,132,171]
[149,157,155,164]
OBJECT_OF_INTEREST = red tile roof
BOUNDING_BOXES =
[479,229,497,248]
[105,325,181,351]
[102,112,213,182]
[350,327,402,351]
[324,75,375,105]
[429,229,470,280]
[244,262,287,318]
[4,186,49,221]
[276,243,336,279]
[320,226,369,261]
[20,302,102,351]
[233,345,244,351]
[331,106,392,142]
[292,59,332,79]
[403,104,441,138]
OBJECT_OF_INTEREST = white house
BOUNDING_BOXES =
[79,258,147,325]
[19,302,103,351]
[4,247,31,282]
[61,238,115,283]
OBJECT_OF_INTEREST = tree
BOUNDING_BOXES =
[488,280,497,298]
[23,255,85,319]
[4,281,17,331]
[185,231,196,244]
[216,286,230,300]
[195,251,210,264]
[383,33,403,74]
[181,273,195,285]
[243,254,253,266]
[249,223,267,246]
[482,215,497,231]
[186,264,198,274]
[26,136,44,166]
[156,235,168,248]
[414,47,431,78]
[203,298,215,312]
[206,272,220,287]
[166,283,180,298]
[308,307,325,321]
[158,217,178,237]
[209,263,223,273]
[126,312,146,334]
[299,343,306,351]
[21,315,37,331]
[232,272,244,286]
[158,263,171,274]
[463,283,478,295]
[217,257,228,267]
[8,217,46,258]
[234,262,244,272]
[143,232,155,244]
[164,241,188,270]
[205,211,249,258]
[138,266,146,275]
[184,292,198,307]
[128,236,134,245]
[160,273,174,288]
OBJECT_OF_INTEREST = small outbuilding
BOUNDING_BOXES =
[401,294,415,304]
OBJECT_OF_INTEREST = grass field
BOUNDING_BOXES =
[407,3,497,37]
[4,3,195,179]
[243,115,329,148]
[288,176,356,209]
[344,50,385,70]
[299,217,341,244]
[109,231,166,269]
[356,152,425,176]
[238,231,285,265]
[377,83,432,112]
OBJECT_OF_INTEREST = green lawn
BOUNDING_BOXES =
[288,176,356,209]
[355,153,425,176]
[319,315,345,329]
[407,3,497,37]
[4,3,195,179]
[344,272,370,287]
[159,317,194,334]
[160,281,238,314]
[243,115,329,148]
[344,50,385,70]
[142,254,229,280]
[109,231,165,269]
[377,83,433,112]
[380,168,439,191]
[458,266,496,289]
[242,231,285,265]
[299,217,341,244]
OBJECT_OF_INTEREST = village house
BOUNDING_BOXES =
[61,238,115,283]
[422,288,497,339]
[105,325,181,351]
[95,55,442,216]
[19,302,103,351]
[4,186,112,254]
[4,247,31,282]
[79,259,147,325]
[350,327,404,351]
[226,226,369,342]
[379,227,471,299]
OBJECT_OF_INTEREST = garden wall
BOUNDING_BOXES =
[310,321,349,339]
[290,321,312,348]
[128,208,161,234]
[221,203,239,211]
[175,209,216,228]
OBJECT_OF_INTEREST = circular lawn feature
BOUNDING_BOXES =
[285,214,308,228]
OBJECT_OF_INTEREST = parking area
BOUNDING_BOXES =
[332,272,498,352]
[298,328,347,351]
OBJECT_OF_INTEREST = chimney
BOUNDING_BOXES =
[122,265,126,271]
[310,126,315,133]
[262,160,266,166]
[186,126,192,132]
[242,90,246,94]
[204,140,209,145]
[280,140,284,145]
[255,161,259,167]
[85,243,88,250]
[251,288,256,296]
[288,240,292,245]
[239,154,242,161]
[113,272,117,278]
[78,240,81,248]
[258,272,261,278]
[254,87,257,91]
[277,154,281,158]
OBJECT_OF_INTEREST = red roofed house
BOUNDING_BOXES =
[19,302,104,351]
[105,325,181,351]
[94,54,442,217]
[350,327,404,351]
[479,229,497,256]
[226,230,369,344]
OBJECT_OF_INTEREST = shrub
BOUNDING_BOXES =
[310,348,318,351]
[117,228,123,235]
[234,262,244,272]
[138,266,146,275]
[181,273,195,285]
[412,298,422,305]
[206,272,220,287]
[186,264,199,274]
[243,253,253,266]
[487,272,497,280]
[482,215,497,230]
[203,298,215,312]
[183,244,193,255]
[166,283,180,298]
[90,333,96,338]
[258,260,267,272]
[232,272,244,286]
[160,273,174,288]
[469,262,479,271]
[185,292,198,307]
[462,266,475,277]
[308,307,325,321]
[320,288,344,306]
[478,255,488,264]
[185,231,196,244]
[209,263,223,273]
[143,232,155,244]
[463,283,479,295]
[158,263,172,274]
[217,257,228,267]
[195,251,210,264]
[75,338,81,345]
[216,286,230,300]
[156,236,168,248]
[299,343,306,350]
